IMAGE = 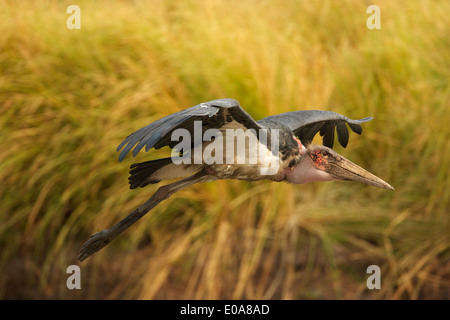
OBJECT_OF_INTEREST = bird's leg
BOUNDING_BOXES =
[77,171,215,261]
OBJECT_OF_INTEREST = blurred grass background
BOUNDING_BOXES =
[0,0,448,299]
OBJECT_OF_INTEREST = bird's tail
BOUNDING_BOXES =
[129,157,198,189]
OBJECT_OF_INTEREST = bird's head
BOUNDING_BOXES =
[286,144,394,190]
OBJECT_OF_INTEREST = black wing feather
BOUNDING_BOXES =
[336,122,349,148]
[322,124,335,148]
[347,122,363,135]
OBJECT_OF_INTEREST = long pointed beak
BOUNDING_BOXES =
[327,155,394,190]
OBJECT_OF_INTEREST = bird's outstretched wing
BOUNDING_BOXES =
[259,110,372,148]
[117,98,262,161]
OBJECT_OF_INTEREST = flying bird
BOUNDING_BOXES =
[78,98,393,261]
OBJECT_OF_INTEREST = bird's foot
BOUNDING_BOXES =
[77,229,114,261]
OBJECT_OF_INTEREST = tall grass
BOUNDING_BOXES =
[0,0,448,299]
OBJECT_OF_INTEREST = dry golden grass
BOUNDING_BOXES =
[0,0,448,299]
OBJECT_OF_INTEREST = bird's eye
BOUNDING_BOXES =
[321,150,329,157]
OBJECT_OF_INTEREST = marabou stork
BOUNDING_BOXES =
[78,98,393,261]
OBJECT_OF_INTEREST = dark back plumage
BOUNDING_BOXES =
[117,99,261,162]
[117,99,372,161]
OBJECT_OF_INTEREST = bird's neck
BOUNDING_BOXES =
[284,154,336,184]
